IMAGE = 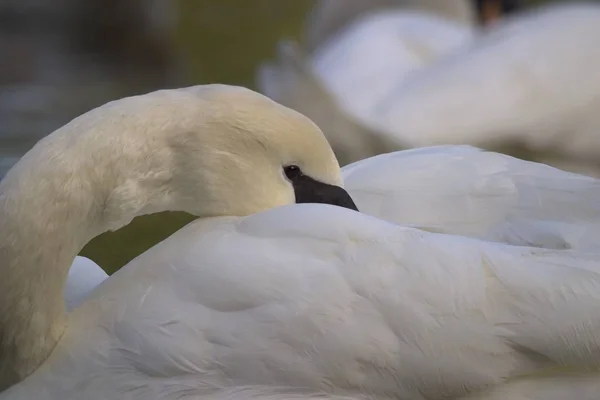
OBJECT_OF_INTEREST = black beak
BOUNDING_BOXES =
[292,175,359,211]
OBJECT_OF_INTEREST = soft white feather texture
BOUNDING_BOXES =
[63,256,108,312]
[311,10,474,122]
[371,3,600,159]
[3,204,600,400]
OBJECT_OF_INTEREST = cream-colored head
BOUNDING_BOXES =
[156,84,357,219]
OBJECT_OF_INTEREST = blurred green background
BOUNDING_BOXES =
[0,0,589,273]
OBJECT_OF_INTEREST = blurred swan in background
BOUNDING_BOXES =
[258,1,600,177]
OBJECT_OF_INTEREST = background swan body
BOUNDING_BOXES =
[63,256,108,311]
[303,0,477,53]
[4,204,600,400]
[259,2,600,175]
[342,145,600,250]
[308,10,474,123]
[370,3,600,163]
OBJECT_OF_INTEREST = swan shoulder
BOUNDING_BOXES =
[6,204,600,399]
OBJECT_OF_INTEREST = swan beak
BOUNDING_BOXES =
[292,175,359,211]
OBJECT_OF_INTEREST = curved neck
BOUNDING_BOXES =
[0,158,99,390]
[0,124,175,389]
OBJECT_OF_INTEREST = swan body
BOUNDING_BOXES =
[342,145,600,250]
[310,10,474,123]
[2,85,600,399]
[63,256,108,311]
[4,204,600,400]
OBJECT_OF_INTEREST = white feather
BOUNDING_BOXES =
[63,256,108,311]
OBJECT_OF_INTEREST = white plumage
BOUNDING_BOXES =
[63,256,108,311]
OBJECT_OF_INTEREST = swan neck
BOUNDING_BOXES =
[0,164,98,390]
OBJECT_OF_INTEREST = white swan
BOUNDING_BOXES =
[259,2,600,175]
[342,145,600,250]
[63,256,108,311]
[368,3,600,174]
[2,85,600,400]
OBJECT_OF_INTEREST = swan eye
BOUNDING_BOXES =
[284,165,302,181]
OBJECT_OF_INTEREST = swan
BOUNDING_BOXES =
[63,256,108,311]
[368,3,600,173]
[341,145,600,250]
[260,2,600,175]
[2,85,600,399]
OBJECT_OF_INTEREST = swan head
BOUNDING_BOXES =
[174,85,358,216]
[81,84,359,228]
